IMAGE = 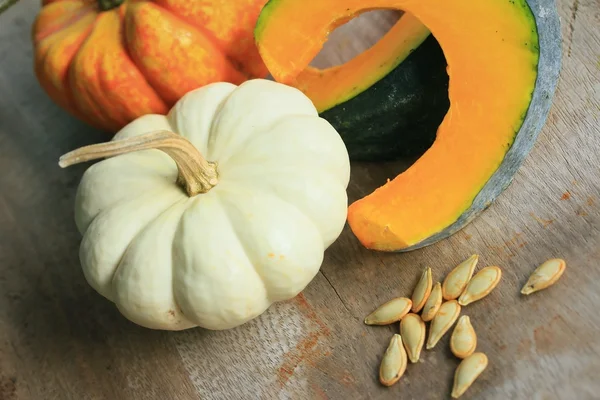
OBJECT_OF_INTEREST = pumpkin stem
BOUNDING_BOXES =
[97,0,124,11]
[58,130,218,196]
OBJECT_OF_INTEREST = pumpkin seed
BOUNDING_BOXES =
[458,266,502,306]
[411,267,432,312]
[400,313,426,363]
[521,258,566,295]
[421,282,443,322]
[451,352,488,398]
[450,315,477,359]
[426,300,461,349]
[442,254,479,300]
[364,297,412,325]
[379,334,408,387]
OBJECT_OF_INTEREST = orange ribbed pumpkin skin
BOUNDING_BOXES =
[32,0,269,132]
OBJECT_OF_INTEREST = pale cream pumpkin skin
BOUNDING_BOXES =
[71,79,351,331]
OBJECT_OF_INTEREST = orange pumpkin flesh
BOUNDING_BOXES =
[291,12,430,112]
[256,0,539,251]
[32,0,269,132]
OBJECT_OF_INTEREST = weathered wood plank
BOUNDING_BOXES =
[0,0,598,399]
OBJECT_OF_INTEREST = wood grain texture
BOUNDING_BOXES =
[0,1,599,399]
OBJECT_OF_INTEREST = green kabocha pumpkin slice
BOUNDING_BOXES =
[255,0,561,251]
[260,11,430,113]
[256,9,449,161]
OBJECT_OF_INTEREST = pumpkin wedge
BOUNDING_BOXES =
[255,0,561,251]
[257,10,449,161]
[280,12,431,113]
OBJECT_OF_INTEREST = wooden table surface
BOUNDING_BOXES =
[1,1,599,399]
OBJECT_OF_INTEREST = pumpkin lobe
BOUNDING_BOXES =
[123,2,247,105]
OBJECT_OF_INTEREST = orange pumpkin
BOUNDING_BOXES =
[32,0,269,132]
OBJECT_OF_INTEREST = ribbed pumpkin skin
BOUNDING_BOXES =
[32,0,269,132]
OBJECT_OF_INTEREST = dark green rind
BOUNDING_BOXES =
[399,0,561,252]
[320,35,449,161]
[320,29,431,113]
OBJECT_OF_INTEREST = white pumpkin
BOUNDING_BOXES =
[60,79,351,331]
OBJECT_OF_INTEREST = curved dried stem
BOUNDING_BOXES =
[59,130,218,196]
